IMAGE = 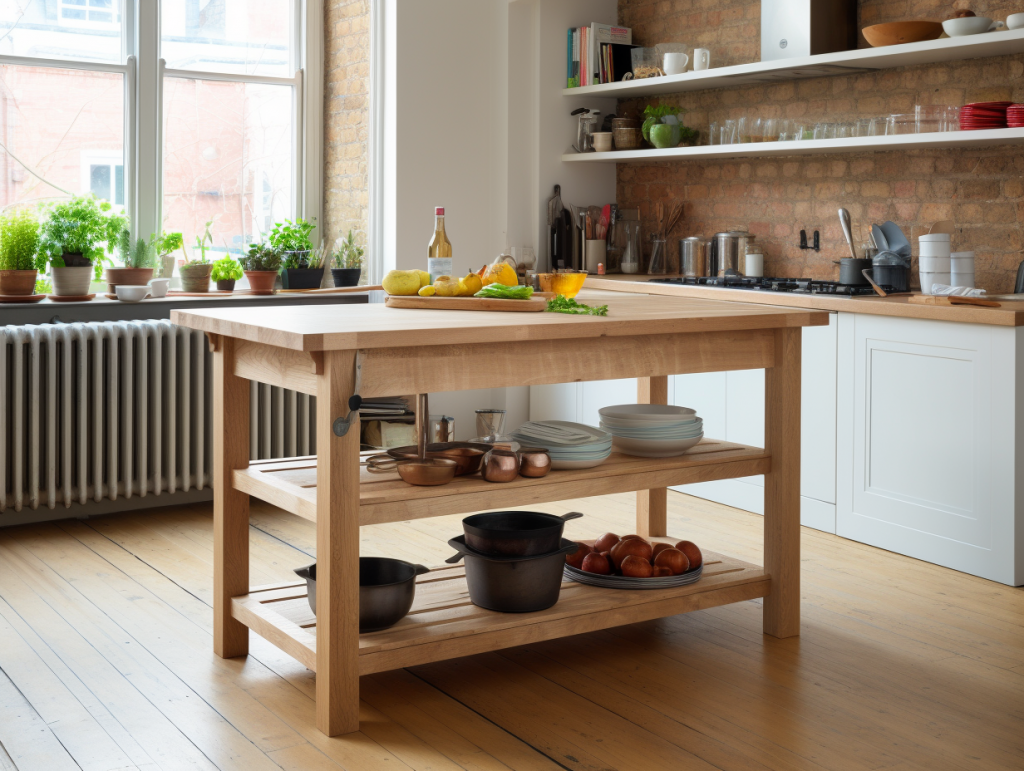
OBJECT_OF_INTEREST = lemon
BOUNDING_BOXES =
[417,285,436,297]
[382,269,421,296]
[458,273,483,296]
[482,262,517,287]
[416,270,431,288]
[433,275,460,297]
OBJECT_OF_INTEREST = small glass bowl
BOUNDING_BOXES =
[538,271,587,298]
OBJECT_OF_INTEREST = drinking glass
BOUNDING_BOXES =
[835,123,853,139]
[813,122,835,140]
[945,106,960,132]
[762,118,780,142]
[708,121,719,145]
[886,114,916,135]
[720,120,737,145]
[790,122,808,141]
[747,117,765,142]
[736,117,749,143]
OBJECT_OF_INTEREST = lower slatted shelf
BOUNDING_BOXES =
[231,548,770,675]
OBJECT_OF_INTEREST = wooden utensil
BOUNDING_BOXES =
[929,220,955,236]
[908,295,1001,308]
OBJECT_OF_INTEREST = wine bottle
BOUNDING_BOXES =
[427,207,453,282]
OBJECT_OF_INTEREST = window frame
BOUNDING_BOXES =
[0,0,325,255]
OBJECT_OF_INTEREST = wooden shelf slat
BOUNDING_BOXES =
[232,440,771,524]
[231,547,769,676]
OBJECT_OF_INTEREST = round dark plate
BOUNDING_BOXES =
[564,563,703,589]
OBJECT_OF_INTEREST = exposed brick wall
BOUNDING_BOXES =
[324,0,370,254]
[617,0,1024,291]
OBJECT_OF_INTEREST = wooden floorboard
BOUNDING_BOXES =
[0,492,1022,770]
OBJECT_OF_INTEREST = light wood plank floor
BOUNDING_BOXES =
[1,492,1022,771]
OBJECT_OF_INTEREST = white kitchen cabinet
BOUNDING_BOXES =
[673,314,839,533]
[836,313,1023,585]
[527,314,839,533]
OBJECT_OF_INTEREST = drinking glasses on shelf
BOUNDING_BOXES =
[708,121,719,145]
[886,114,916,135]
[736,117,749,143]
[762,118,780,142]
[720,120,737,145]
[835,123,853,139]
[813,122,836,140]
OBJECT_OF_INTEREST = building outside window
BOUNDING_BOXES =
[0,0,328,268]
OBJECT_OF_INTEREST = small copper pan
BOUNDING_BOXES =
[366,454,458,486]
[387,442,492,476]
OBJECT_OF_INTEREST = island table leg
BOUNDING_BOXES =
[763,327,801,638]
[212,335,251,658]
[637,375,669,538]
[315,350,361,736]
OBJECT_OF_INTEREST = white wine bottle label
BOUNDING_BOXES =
[427,258,453,282]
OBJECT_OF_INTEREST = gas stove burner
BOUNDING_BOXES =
[651,276,906,297]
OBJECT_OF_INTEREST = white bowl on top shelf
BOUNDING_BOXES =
[598,404,697,421]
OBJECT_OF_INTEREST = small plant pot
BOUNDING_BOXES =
[216,279,236,292]
[0,269,38,296]
[52,265,94,296]
[156,254,176,279]
[106,267,154,293]
[282,267,324,290]
[244,270,278,293]
[179,263,213,293]
[331,267,362,287]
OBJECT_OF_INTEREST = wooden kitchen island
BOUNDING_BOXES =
[172,292,828,736]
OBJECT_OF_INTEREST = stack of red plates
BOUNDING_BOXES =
[960,102,1012,130]
[1008,104,1024,128]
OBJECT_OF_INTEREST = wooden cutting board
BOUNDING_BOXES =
[385,295,548,312]
[908,295,1001,308]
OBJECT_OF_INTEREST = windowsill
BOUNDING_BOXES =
[0,290,377,326]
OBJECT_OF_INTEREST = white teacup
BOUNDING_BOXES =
[663,52,689,75]
[1008,13,1024,30]
[148,278,171,298]
[693,48,710,71]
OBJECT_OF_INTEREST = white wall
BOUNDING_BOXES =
[383,0,510,276]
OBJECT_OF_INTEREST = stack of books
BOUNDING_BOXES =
[567,23,634,88]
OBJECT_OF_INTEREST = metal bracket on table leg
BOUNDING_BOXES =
[331,351,364,437]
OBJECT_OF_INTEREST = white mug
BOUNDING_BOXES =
[663,52,689,75]
[693,48,710,71]
[1008,13,1024,30]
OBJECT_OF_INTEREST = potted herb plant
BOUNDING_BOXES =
[0,207,41,296]
[642,103,687,149]
[242,242,282,293]
[180,220,216,292]
[108,228,158,293]
[154,232,184,279]
[331,230,364,287]
[212,255,243,291]
[270,217,324,289]
[36,195,127,296]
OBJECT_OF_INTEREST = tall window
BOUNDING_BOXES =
[0,0,319,266]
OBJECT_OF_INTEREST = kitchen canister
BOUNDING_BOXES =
[918,234,952,294]
[951,251,976,289]
[680,237,708,277]
[744,243,764,277]
[585,240,606,273]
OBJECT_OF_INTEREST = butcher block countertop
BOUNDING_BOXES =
[587,277,1024,326]
[171,291,828,351]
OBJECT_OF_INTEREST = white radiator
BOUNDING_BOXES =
[0,321,315,514]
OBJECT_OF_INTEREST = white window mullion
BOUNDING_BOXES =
[133,0,161,242]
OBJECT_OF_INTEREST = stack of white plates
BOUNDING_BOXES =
[510,420,612,469]
[598,404,704,458]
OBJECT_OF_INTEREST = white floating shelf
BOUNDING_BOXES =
[562,29,1024,98]
[561,127,1024,163]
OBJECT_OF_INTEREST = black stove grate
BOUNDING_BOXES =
[651,276,905,296]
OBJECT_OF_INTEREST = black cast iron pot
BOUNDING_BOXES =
[462,510,583,556]
[446,536,578,613]
[294,557,429,632]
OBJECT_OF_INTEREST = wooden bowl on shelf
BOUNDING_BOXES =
[862,21,943,47]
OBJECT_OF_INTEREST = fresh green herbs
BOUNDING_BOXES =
[243,242,283,272]
[545,294,608,315]
[269,218,316,253]
[154,231,184,256]
[475,283,534,299]
[117,229,158,269]
[211,255,243,282]
[332,229,364,269]
[0,207,40,271]
[188,221,214,264]
[36,194,127,268]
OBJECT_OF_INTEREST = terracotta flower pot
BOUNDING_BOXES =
[0,269,38,296]
[244,270,278,293]
[106,267,154,293]
[52,265,94,296]
[179,263,213,293]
